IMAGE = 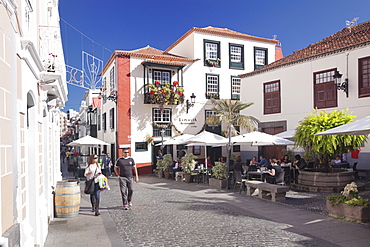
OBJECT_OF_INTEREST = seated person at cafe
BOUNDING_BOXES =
[293,154,307,170]
[255,155,269,169]
[205,156,212,168]
[280,155,291,167]
[333,155,342,164]
[249,156,258,165]
[262,158,282,183]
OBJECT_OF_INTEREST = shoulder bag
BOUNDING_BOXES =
[84,167,97,194]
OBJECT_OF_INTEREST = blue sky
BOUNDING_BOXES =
[59,0,370,112]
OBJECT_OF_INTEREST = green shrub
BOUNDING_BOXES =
[212,162,227,180]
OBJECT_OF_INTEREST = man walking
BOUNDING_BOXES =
[114,148,139,210]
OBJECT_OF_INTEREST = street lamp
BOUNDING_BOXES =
[186,93,196,113]
[333,70,348,98]
[160,128,166,151]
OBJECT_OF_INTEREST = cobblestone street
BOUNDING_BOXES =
[97,176,338,246]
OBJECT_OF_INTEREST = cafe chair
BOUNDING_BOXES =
[353,162,359,180]
[233,171,245,193]
[273,171,286,186]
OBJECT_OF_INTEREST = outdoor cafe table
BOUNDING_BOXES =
[247,171,269,181]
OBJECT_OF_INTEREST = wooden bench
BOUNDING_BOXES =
[245,180,290,202]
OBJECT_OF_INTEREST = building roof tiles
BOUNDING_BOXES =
[165,26,278,53]
[240,20,370,78]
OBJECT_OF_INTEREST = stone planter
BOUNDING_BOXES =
[292,169,354,193]
[209,177,227,189]
[326,200,370,223]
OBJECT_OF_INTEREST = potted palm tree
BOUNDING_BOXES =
[181,152,197,183]
[326,182,370,222]
[210,99,259,188]
[209,162,227,189]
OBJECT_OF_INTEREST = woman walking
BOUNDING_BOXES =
[84,154,102,216]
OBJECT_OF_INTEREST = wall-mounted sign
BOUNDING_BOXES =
[179,118,197,125]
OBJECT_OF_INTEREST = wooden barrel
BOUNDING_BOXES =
[54,180,81,218]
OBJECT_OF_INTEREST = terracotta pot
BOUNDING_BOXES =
[157,171,164,178]
[326,200,370,222]
[164,171,171,179]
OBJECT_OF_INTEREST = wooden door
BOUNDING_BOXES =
[262,127,285,160]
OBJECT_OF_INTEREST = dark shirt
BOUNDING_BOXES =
[272,165,282,174]
[115,156,136,178]
[232,162,243,172]
[295,159,307,169]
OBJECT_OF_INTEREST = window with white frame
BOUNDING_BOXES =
[110,67,115,89]
[229,44,244,69]
[254,47,268,70]
[152,108,172,137]
[231,76,241,100]
[153,69,171,84]
[205,110,217,119]
[204,40,220,67]
[206,74,219,98]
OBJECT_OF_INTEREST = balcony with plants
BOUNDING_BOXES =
[144,81,185,108]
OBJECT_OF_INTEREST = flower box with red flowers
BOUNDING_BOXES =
[144,81,185,106]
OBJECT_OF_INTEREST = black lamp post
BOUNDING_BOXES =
[160,128,166,151]
[186,93,196,113]
[333,70,348,98]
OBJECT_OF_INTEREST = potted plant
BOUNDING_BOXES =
[326,182,370,222]
[145,134,154,145]
[181,152,197,183]
[162,154,173,179]
[155,159,165,178]
[209,162,227,189]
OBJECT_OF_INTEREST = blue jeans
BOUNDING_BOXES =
[90,182,101,200]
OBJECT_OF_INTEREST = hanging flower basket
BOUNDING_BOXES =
[145,134,154,145]
[147,81,185,109]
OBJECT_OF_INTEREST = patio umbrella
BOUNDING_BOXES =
[178,131,228,162]
[213,131,295,146]
[315,116,370,136]
[155,134,195,146]
[67,135,110,146]
[274,130,296,140]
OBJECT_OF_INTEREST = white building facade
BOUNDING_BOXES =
[97,27,281,173]
[0,0,67,246]
[239,21,370,167]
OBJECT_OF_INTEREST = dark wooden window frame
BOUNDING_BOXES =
[263,80,281,115]
[135,142,148,152]
[359,56,370,98]
[313,68,337,109]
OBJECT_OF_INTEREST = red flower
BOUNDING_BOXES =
[155,80,160,84]
[173,81,179,86]
[149,90,154,94]
[178,91,183,95]
[161,90,166,94]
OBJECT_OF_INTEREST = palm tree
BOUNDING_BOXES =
[209,99,259,137]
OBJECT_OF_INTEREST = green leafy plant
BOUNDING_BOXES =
[181,152,197,173]
[212,162,227,180]
[295,109,367,166]
[155,159,165,172]
[327,182,369,207]
[161,154,173,171]
[145,134,154,145]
